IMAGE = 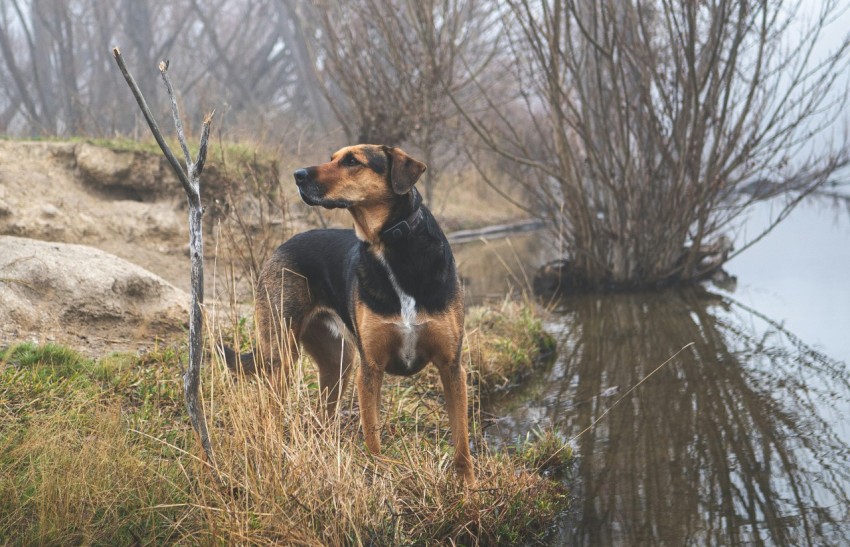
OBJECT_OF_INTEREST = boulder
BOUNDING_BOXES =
[0,236,188,344]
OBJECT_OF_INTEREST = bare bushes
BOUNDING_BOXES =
[458,0,850,289]
[297,0,500,201]
[214,146,289,289]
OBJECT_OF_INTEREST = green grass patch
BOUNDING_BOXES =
[0,343,195,544]
[82,136,279,167]
[1,343,97,419]
[2,342,89,375]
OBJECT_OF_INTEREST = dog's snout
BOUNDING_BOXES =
[294,168,308,185]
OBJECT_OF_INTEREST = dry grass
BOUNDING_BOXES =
[193,355,567,545]
[0,345,190,545]
[0,299,569,545]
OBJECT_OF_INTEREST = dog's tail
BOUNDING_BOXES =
[220,344,258,375]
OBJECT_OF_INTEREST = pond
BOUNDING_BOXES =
[453,199,850,545]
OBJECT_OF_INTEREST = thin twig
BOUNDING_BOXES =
[196,110,215,176]
[113,47,216,470]
[159,60,194,172]
[111,48,193,198]
[569,342,695,443]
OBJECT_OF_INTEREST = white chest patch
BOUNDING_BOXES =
[375,253,420,366]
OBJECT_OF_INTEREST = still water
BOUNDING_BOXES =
[453,199,850,545]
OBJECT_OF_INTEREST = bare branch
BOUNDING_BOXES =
[111,48,194,200]
[159,59,193,173]
[196,110,215,177]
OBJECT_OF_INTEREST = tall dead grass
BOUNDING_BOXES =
[190,346,567,544]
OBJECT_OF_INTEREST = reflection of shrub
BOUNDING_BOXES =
[554,289,850,545]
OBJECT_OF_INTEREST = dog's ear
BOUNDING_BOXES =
[382,146,426,195]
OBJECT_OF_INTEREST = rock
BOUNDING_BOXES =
[41,203,60,217]
[0,236,188,342]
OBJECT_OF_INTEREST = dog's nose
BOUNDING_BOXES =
[294,168,308,185]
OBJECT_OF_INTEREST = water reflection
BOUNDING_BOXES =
[453,234,552,303]
[487,288,850,545]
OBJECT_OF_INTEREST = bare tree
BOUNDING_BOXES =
[275,0,333,131]
[455,0,850,288]
[0,0,317,138]
[0,0,191,135]
[297,0,499,200]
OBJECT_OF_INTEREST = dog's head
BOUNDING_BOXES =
[293,145,426,209]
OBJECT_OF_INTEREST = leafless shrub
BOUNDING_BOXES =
[215,145,290,293]
[455,0,850,288]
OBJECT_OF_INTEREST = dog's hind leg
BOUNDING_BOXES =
[254,262,313,384]
[221,344,258,375]
[300,314,356,418]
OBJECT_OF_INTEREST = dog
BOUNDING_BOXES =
[224,144,473,483]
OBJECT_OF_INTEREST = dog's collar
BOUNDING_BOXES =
[381,207,423,243]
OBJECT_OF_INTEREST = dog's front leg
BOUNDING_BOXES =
[437,356,475,485]
[357,361,384,455]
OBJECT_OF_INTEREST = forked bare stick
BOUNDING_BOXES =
[112,47,214,466]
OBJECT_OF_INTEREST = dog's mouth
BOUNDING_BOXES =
[294,167,352,209]
[298,186,350,210]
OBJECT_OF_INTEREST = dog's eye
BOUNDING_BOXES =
[341,154,359,167]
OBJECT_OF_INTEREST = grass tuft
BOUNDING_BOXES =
[516,428,574,482]
[2,342,89,374]
[465,298,556,392]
